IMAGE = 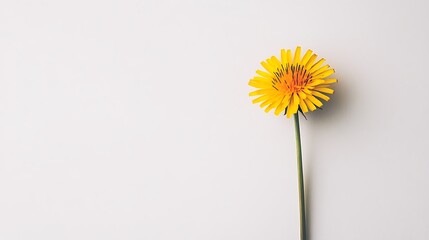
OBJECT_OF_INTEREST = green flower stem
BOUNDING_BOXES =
[294,113,306,240]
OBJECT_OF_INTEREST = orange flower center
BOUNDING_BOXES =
[272,64,311,94]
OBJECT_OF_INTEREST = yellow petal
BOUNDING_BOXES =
[286,49,292,64]
[281,49,287,66]
[287,93,300,118]
[315,87,335,94]
[311,65,330,76]
[260,98,272,108]
[261,61,274,73]
[249,80,271,88]
[312,91,330,101]
[253,76,271,82]
[270,56,282,68]
[264,95,283,113]
[315,69,335,78]
[303,88,312,95]
[293,46,301,65]
[293,92,300,104]
[256,70,273,79]
[264,102,277,113]
[249,89,273,96]
[286,105,294,118]
[309,58,326,73]
[299,98,309,113]
[274,94,291,116]
[313,84,329,88]
[298,91,307,99]
[305,54,318,70]
[307,79,324,87]
[252,94,271,104]
[307,95,323,107]
[300,50,313,66]
[304,98,316,111]
[323,78,338,84]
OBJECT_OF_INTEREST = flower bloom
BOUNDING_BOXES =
[249,47,337,118]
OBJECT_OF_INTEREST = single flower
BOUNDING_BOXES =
[249,46,337,118]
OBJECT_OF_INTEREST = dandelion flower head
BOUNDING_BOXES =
[249,47,337,118]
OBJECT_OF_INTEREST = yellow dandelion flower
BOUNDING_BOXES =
[249,46,337,118]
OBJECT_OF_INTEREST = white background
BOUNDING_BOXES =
[1,0,428,239]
